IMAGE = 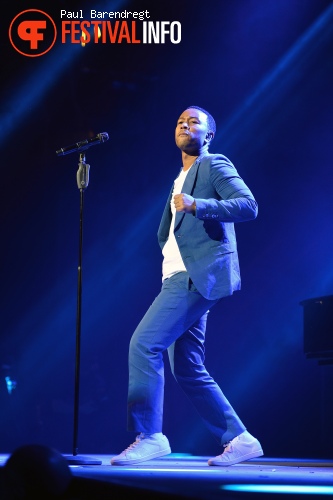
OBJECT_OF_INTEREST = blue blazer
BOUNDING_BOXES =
[157,154,258,300]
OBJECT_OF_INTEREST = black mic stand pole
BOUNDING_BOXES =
[65,152,101,465]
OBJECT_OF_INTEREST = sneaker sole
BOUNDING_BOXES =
[208,448,264,466]
[111,447,171,466]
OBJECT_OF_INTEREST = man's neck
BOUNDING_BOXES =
[181,146,209,171]
[181,153,197,171]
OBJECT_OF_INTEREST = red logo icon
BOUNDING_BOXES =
[9,9,57,57]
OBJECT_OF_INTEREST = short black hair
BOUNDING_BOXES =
[186,105,216,136]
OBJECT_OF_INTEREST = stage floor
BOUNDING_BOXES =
[1,453,333,499]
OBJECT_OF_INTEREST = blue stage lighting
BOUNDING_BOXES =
[221,484,333,495]
[5,376,17,395]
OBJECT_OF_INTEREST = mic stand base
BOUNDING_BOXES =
[63,454,102,465]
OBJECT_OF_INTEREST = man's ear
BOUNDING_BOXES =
[205,131,214,144]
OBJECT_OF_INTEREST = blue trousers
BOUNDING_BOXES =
[127,271,246,445]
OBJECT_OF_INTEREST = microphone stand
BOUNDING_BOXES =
[65,152,102,465]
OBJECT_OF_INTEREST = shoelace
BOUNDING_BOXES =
[223,436,238,453]
[223,442,232,453]
[124,434,144,452]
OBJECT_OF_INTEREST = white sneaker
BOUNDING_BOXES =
[111,433,171,465]
[208,430,263,466]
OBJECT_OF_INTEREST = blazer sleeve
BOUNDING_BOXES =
[195,156,258,223]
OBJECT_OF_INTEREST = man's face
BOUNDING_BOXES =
[175,108,212,152]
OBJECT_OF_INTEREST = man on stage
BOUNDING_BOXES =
[111,105,263,466]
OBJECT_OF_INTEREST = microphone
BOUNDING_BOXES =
[56,132,109,156]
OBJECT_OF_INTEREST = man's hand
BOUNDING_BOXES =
[174,193,196,214]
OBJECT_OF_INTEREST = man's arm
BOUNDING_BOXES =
[174,158,257,223]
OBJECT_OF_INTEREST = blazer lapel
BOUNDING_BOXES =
[182,162,200,195]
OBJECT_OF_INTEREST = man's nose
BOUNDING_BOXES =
[180,122,189,129]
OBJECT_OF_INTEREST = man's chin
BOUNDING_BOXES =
[176,139,194,151]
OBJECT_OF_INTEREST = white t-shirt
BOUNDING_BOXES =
[162,168,190,281]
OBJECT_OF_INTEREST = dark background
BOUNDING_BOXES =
[1,0,332,459]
